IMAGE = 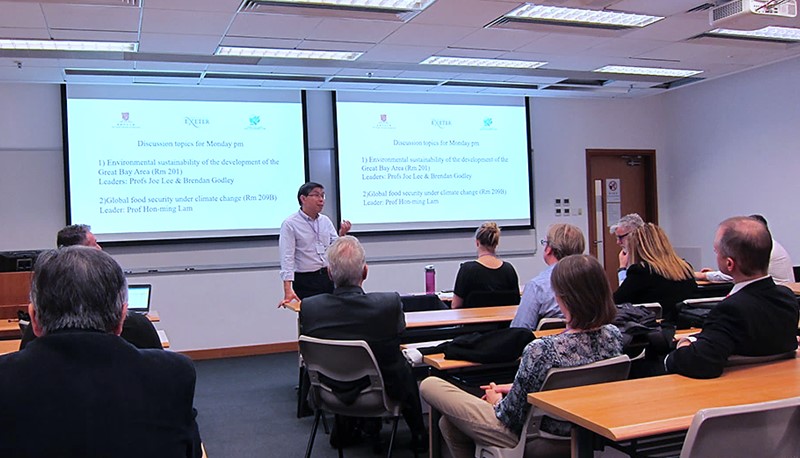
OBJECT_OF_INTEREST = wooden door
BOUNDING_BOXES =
[586,150,658,287]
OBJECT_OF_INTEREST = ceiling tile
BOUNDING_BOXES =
[516,32,612,54]
[381,24,474,47]
[0,2,47,28]
[0,27,51,40]
[49,30,138,42]
[450,28,546,52]
[144,0,242,13]
[359,44,444,63]
[219,37,302,49]
[307,18,401,43]
[138,33,222,54]
[141,8,233,36]
[412,0,518,27]
[296,40,372,52]
[41,4,139,32]
[227,12,322,39]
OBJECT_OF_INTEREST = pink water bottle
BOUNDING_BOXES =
[425,265,436,294]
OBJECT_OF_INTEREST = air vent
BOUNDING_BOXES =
[327,76,439,85]
[65,69,201,78]
[239,0,429,22]
[204,72,326,82]
[38,0,139,6]
[441,81,539,90]
[557,78,607,86]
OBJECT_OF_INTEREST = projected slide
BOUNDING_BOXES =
[336,98,531,232]
[65,92,306,242]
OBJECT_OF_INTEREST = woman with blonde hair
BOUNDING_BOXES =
[451,222,520,309]
[614,223,696,324]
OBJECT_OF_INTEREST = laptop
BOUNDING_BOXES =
[127,284,152,314]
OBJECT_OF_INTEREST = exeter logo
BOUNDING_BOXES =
[431,118,452,129]
[185,117,210,128]
[373,113,394,129]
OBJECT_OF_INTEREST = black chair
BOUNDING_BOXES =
[400,294,448,312]
[793,265,800,283]
[462,290,521,308]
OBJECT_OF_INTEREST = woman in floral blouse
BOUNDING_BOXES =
[421,254,624,458]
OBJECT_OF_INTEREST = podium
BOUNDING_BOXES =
[0,271,33,320]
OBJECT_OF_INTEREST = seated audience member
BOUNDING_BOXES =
[451,222,520,309]
[610,213,645,284]
[20,223,162,350]
[695,214,795,285]
[421,255,623,458]
[56,223,102,249]
[614,223,696,324]
[510,223,585,330]
[299,236,427,451]
[0,247,202,457]
[666,216,799,379]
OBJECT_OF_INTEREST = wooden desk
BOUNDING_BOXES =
[528,356,800,458]
[0,339,20,355]
[784,282,800,296]
[404,305,517,329]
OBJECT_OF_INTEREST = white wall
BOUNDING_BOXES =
[0,83,668,351]
[660,56,800,269]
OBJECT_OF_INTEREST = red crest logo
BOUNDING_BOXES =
[121,112,130,121]
[380,114,387,122]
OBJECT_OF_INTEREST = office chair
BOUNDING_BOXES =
[298,335,406,458]
[679,396,800,458]
[534,317,567,332]
[474,354,631,458]
[462,290,521,309]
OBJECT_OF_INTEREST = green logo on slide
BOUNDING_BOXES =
[483,118,493,127]
[249,116,261,126]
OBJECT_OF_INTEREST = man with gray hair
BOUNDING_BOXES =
[610,213,645,284]
[0,246,202,457]
[300,236,426,452]
[56,223,101,249]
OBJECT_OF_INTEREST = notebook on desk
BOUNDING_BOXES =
[127,284,151,314]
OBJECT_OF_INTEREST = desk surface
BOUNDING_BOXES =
[528,356,800,442]
[404,305,517,329]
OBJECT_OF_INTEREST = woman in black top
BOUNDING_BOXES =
[451,222,520,309]
[614,223,696,324]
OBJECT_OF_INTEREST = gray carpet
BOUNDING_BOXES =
[194,352,423,458]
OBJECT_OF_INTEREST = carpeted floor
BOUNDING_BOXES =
[194,352,423,458]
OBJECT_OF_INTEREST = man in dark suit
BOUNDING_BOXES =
[0,246,202,458]
[665,216,798,378]
[300,235,427,450]
[20,224,163,350]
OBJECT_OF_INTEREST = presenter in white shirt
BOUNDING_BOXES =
[279,182,351,306]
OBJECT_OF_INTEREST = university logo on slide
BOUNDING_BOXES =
[374,113,394,129]
[246,115,265,130]
[113,111,138,129]
[480,117,497,131]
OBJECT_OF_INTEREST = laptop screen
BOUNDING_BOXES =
[127,284,151,313]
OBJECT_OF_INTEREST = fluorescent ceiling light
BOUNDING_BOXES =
[251,0,435,12]
[594,65,702,78]
[707,26,800,42]
[216,46,362,61]
[420,56,547,69]
[0,39,137,52]
[504,3,663,28]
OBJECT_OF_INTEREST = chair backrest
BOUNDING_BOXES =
[680,396,800,458]
[676,297,725,328]
[298,335,400,418]
[535,318,567,331]
[793,265,800,284]
[632,302,662,320]
[463,290,521,308]
[400,294,448,312]
[726,350,796,367]
[540,354,631,392]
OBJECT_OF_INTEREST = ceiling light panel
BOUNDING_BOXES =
[420,56,547,69]
[594,65,702,77]
[215,46,362,60]
[504,3,664,29]
[249,0,435,11]
[0,39,137,52]
[707,26,800,42]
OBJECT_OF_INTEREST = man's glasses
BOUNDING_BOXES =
[540,239,549,246]
[307,192,326,199]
